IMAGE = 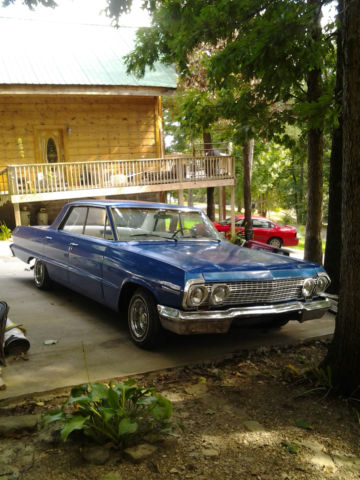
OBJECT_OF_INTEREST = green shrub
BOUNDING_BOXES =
[43,379,174,446]
[282,213,295,225]
[0,222,11,241]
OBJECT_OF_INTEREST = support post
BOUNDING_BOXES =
[230,185,235,237]
[188,189,193,207]
[13,203,21,226]
[178,189,184,205]
[218,187,223,221]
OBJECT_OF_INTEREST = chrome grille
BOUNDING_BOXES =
[206,278,306,306]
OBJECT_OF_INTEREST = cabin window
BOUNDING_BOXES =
[47,138,58,163]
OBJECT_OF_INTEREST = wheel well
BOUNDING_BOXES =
[118,282,155,313]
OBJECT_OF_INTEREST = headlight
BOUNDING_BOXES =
[187,285,208,307]
[210,284,230,305]
[315,274,330,295]
[302,278,316,298]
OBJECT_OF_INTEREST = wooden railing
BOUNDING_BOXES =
[2,156,234,196]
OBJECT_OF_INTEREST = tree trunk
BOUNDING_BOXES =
[324,0,343,294]
[299,156,305,224]
[243,140,253,240]
[324,0,360,395]
[203,131,215,220]
[304,0,323,264]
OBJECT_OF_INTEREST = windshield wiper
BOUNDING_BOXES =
[130,233,176,241]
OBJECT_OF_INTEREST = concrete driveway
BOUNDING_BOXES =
[0,241,335,401]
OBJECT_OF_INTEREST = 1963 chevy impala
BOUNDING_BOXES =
[10,200,331,349]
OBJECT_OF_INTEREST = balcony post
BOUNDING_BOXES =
[13,203,21,226]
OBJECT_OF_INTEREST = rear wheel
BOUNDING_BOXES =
[128,288,163,349]
[34,259,52,290]
[268,237,282,249]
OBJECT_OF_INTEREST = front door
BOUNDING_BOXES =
[36,129,66,164]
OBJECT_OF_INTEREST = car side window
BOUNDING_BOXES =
[252,219,271,228]
[61,206,87,234]
[235,219,245,227]
[84,207,114,240]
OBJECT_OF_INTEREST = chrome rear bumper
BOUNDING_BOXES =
[157,298,331,335]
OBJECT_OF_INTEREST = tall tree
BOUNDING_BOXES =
[323,0,360,395]
[117,0,334,262]
[304,0,324,264]
[324,0,343,294]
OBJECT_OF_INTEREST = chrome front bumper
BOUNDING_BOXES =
[157,298,332,335]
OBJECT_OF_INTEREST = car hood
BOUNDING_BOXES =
[125,241,322,282]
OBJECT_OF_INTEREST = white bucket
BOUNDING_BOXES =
[20,209,30,226]
[37,208,48,225]
[4,318,30,356]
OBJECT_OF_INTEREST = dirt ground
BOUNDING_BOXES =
[0,338,359,480]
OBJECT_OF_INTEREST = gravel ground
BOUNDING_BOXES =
[0,338,359,480]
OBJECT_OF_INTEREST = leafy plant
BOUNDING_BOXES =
[0,222,11,241]
[281,440,299,454]
[295,419,313,430]
[307,362,333,394]
[43,380,174,446]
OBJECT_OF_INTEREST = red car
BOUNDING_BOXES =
[213,216,299,248]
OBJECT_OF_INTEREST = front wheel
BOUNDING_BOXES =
[34,259,52,290]
[268,237,282,249]
[128,288,163,349]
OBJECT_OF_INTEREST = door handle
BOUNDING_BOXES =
[69,242,79,247]
[45,236,52,240]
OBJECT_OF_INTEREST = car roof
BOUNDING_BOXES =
[234,215,274,221]
[66,199,202,212]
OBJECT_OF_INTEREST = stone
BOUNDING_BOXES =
[300,439,325,453]
[201,448,220,457]
[101,473,123,480]
[243,420,265,432]
[0,415,40,435]
[333,454,360,471]
[185,383,207,396]
[81,445,110,465]
[310,453,336,471]
[123,443,158,463]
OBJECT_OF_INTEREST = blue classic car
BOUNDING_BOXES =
[10,200,331,348]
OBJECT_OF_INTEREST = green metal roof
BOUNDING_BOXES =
[0,18,177,89]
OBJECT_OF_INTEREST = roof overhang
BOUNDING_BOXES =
[0,84,176,96]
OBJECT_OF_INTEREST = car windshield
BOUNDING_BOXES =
[111,207,221,242]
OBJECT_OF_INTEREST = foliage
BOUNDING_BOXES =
[283,360,333,399]
[0,222,11,241]
[43,380,174,446]
[295,419,313,430]
[281,440,299,454]
[2,0,57,9]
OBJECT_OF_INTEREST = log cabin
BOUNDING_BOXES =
[0,18,235,228]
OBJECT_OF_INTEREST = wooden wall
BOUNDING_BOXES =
[0,94,160,170]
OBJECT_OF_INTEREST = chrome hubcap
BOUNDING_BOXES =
[34,261,44,286]
[270,239,281,248]
[130,298,149,339]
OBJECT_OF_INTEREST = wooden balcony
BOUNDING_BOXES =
[0,155,235,205]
